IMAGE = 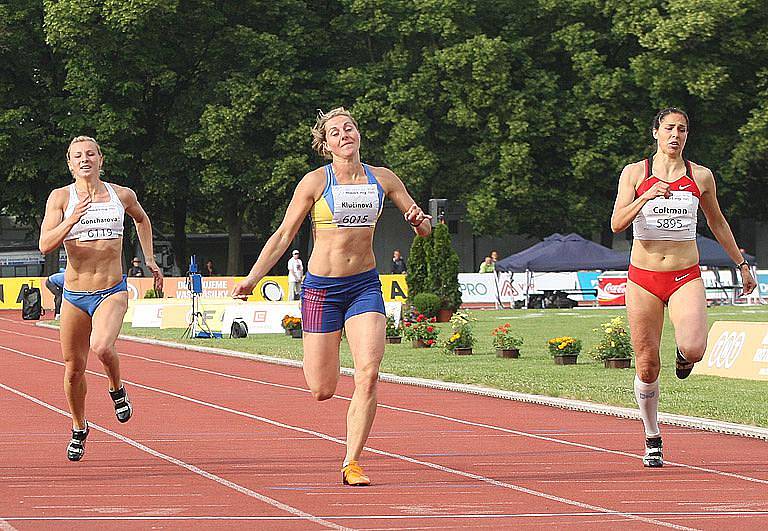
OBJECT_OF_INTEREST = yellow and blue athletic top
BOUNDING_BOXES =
[310,163,385,229]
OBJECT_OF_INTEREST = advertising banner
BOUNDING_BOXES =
[597,271,627,306]
[694,321,768,381]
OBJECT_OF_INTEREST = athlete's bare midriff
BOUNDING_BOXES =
[630,239,699,271]
[63,238,124,291]
[308,227,376,277]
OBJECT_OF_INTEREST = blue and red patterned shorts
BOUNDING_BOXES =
[301,268,385,333]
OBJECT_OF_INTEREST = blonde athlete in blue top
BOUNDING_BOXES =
[233,107,431,485]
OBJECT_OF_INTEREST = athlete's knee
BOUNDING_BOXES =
[678,339,706,363]
[64,359,87,382]
[353,366,379,395]
[90,343,116,364]
[634,358,661,383]
[310,386,336,401]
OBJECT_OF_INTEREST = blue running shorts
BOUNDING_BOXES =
[63,275,128,317]
[301,268,385,333]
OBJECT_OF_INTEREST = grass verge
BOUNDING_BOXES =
[121,305,768,428]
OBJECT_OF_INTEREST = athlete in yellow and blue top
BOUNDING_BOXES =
[233,107,431,486]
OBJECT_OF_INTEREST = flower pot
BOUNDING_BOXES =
[497,348,520,358]
[604,357,631,369]
[412,339,428,348]
[289,328,303,339]
[284,329,291,335]
[453,347,473,355]
[437,309,453,323]
[553,354,578,365]
[386,336,402,344]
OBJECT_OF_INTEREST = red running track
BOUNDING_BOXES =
[1,311,767,530]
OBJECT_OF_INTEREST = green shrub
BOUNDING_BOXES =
[406,232,432,298]
[411,292,441,318]
[144,288,164,298]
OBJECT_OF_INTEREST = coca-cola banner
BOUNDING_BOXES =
[597,272,628,306]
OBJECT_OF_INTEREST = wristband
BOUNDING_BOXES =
[736,260,749,268]
[409,219,423,227]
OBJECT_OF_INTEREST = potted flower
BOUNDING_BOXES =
[547,336,582,364]
[402,313,439,348]
[443,311,475,355]
[281,315,303,338]
[589,316,633,368]
[385,314,402,344]
[492,323,524,358]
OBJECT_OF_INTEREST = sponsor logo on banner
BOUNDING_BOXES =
[694,321,768,380]
[597,273,627,306]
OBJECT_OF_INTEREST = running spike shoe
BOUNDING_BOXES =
[67,422,89,462]
[342,460,371,486]
[110,386,132,423]
[643,436,663,468]
[675,347,694,379]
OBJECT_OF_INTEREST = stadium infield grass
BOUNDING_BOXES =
[121,305,768,428]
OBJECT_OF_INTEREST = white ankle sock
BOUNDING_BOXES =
[634,375,660,437]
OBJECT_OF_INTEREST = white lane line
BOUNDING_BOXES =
[1,510,767,521]
[0,382,349,531]
[3,331,767,486]
[1,346,693,530]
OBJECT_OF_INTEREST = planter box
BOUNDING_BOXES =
[497,348,520,358]
[604,357,632,369]
[385,336,402,344]
[289,328,303,339]
[553,354,578,365]
[454,347,473,355]
[437,309,453,323]
[412,339,429,348]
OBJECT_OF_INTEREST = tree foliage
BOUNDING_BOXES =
[2,0,768,272]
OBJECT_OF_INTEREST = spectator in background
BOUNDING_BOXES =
[127,257,145,277]
[287,250,304,300]
[204,259,217,276]
[490,250,499,263]
[478,256,494,273]
[391,249,406,274]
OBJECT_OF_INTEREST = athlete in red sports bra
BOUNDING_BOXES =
[611,108,756,468]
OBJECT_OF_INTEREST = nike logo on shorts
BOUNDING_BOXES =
[675,273,691,282]
[679,184,691,190]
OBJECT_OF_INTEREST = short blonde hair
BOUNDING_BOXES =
[66,135,102,160]
[311,107,359,159]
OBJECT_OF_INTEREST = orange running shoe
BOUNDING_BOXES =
[341,460,371,486]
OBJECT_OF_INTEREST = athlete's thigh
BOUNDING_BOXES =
[90,291,128,350]
[344,312,385,372]
[60,299,92,363]
[626,280,665,365]
[302,330,343,389]
[667,279,707,349]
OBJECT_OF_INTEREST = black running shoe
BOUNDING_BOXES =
[643,436,663,468]
[110,386,132,423]
[675,347,694,379]
[67,422,89,462]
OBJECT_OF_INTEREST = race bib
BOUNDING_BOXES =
[642,191,694,232]
[76,204,121,241]
[331,184,379,227]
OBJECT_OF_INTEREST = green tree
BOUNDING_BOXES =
[428,222,462,311]
[406,231,431,298]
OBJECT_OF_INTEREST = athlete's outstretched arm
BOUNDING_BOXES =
[697,167,757,295]
[39,189,91,255]
[122,186,163,292]
[376,167,431,237]
[232,171,323,298]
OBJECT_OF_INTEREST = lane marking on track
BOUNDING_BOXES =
[1,346,693,530]
[2,328,767,486]
[0,510,767,522]
[0,381,349,531]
